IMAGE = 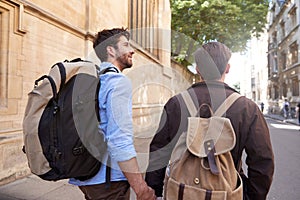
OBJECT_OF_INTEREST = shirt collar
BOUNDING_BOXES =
[99,62,121,73]
[191,81,239,93]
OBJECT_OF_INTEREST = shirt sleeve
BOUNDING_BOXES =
[244,103,275,200]
[145,108,169,197]
[103,74,137,162]
[145,96,184,197]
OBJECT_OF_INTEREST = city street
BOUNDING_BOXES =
[265,117,300,200]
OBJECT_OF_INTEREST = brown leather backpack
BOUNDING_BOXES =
[164,91,243,200]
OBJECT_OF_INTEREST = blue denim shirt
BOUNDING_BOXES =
[69,62,137,186]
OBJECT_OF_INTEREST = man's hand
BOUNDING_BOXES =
[135,183,156,200]
[118,157,156,200]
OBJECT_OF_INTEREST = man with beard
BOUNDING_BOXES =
[69,28,156,200]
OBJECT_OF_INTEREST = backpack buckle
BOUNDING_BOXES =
[204,139,220,175]
[204,139,215,155]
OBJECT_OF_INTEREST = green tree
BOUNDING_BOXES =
[233,82,241,93]
[171,0,269,65]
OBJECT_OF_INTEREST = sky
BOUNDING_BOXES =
[226,53,245,87]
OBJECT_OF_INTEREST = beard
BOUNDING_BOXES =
[116,53,133,70]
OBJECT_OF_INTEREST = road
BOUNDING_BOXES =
[265,118,300,200]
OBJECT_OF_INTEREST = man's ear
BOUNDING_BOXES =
[225,63,230,74]
[106,46,116,58]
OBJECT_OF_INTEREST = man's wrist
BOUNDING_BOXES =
[131,178,148,195]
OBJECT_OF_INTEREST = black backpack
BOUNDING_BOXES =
[22,58,117,181]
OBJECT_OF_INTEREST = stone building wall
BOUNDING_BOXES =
[267,0,300,112]
[0,0,195,185]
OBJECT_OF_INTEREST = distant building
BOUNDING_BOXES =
[231,28,269,115]
[267,0,300,113]
[239,31,269,106]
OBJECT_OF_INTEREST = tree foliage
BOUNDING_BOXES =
[233,82,241,93]
[170,0,269,65]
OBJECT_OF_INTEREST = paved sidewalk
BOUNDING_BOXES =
[0,175,84,200]
[264,113,299,125]
[0,175,137,200]
[0,113,298,200]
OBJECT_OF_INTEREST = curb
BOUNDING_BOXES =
[264,114,299,126]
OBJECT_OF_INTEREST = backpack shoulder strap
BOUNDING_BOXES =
[181,91,241,117]
[100,67,119,74]
[214,93,241,117]
[181,90,197,117]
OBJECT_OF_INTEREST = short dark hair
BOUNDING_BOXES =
[194,42,231,80]
[93,28,130,61]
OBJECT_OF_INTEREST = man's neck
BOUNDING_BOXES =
[105,58,122,72]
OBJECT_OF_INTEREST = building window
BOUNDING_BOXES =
[289,7,297,28]
[289,42,298,65]
[129,0,159,58]
[280,21,285,38]
[282,83,287,97]
[251,65,255,76]
[292,78,299,96]
[272,52,278,73]
[270,3,275,23]
[280,51,287,70]
[251,77,255,89]
[274,85,279,99]
[268,51,278,78]
[0,1,24,117]
[272,31,277,44]
[0,7,8,108]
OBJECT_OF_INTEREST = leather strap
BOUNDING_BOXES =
[205,190,212,200]
[205,140,219,175]
[178,183,185,200]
